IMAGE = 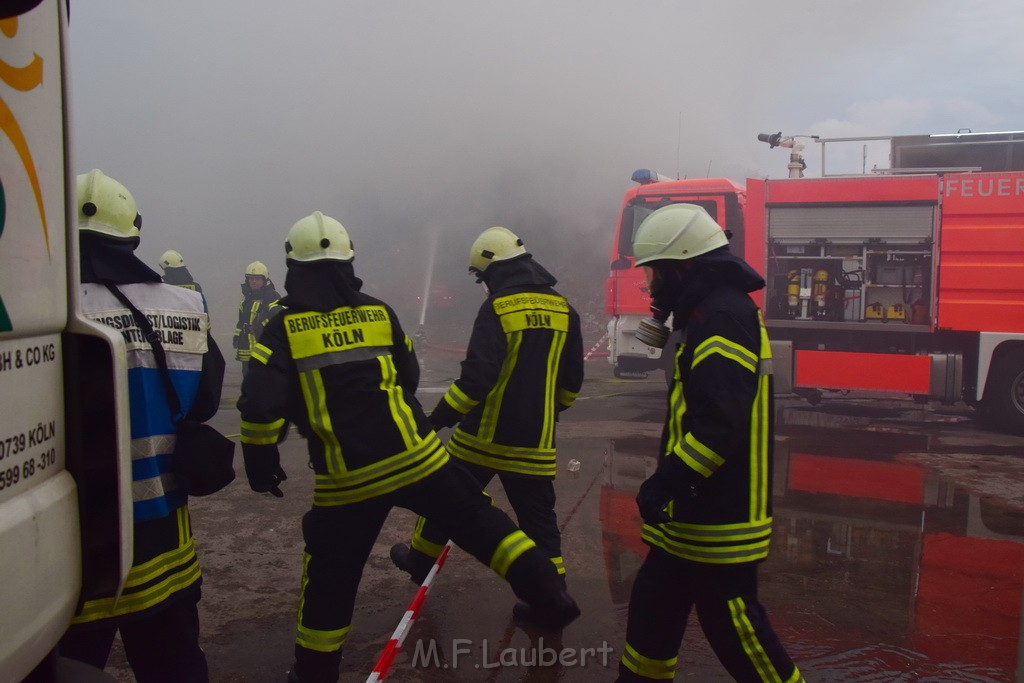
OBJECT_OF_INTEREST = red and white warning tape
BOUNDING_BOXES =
[366,541,454,682]
[583,334,609,361]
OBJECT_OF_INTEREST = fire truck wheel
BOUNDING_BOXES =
[981,348,1024,436]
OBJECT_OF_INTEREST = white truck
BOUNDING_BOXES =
[1,1,131,680]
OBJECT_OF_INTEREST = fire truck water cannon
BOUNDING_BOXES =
[757,132,819,178]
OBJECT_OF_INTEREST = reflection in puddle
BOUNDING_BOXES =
[600,427,1024,682]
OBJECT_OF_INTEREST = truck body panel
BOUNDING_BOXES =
[1,2,132,678]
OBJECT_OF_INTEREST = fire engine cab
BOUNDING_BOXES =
[605,130,1024,434]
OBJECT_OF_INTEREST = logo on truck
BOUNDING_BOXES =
[0,16,48,331]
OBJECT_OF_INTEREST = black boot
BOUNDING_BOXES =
[512,591,581,632]
[390,543,433,584]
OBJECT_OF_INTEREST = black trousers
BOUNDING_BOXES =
[617,548,802,683]
[59,593,208,683]
[293,460,563,683]
[413,460,564,577]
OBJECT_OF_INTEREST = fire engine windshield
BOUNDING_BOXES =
[618,199,719,257]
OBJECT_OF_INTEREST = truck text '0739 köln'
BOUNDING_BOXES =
[605,130,1024,435]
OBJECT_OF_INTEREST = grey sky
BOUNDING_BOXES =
[67,1,1024,348]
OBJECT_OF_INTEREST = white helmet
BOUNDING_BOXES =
[159,249,185,269]
[469,226,526,274]
[285,211,354,263]
[76,169,142,240]
[632,204,728,266]
[245,261,270,278]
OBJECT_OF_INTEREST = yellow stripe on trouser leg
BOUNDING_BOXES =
[410,516,444,558]
[295,552,351,653]
[488,530,536,578]
[621,642,677,680]
[550,556,565,575]
[728,596,781,682]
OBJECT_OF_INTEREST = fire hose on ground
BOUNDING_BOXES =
[365,541,454,682]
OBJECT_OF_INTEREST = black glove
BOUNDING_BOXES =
[636,454,702,524]
[428,400,461,430]
[242,444,287,497]
[636,472,674,524]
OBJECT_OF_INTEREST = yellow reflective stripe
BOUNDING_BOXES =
[729,596,783,682]
[489,530,536,578]
[691,335,758,373]
[240,418,286,445]
[673,431,725,478]
[657,518,773,541]
[668,344,686,447]
[751,315,772,519]
[250,342,272,365]
[556,387,578,408]
[642,522,772,564]
[621,642,677,680]
[313,444,448,505]
[411,516,444,559]
[405,334,413,353]
[237,348,252,360]
[443,383,478,414]
[380,355,418,450]
[297,624,350,653]
[177,505,190,543]
[750,372,770,519]
[540,331,565,449]
[550,556,566,575]
[300,369,345,474]
[478,332,521,442]
[448,428,556,477]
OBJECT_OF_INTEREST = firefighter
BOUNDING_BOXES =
[615,204,802,682]
[157,249,204,294]
[233,260,281,377]
[158,249,207,311]
[59,170,225,682]
[391,226,584,591]
[237,212,580,683]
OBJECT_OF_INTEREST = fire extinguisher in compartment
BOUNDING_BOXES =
[786,270,802,317]
[787,270,800,317]
[813,269,829,318]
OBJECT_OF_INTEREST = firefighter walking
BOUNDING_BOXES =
[616,204,802,682]
[233,260,281,377]
[391,226,584,590]
[60,170,225,682]
[237,212,580,683]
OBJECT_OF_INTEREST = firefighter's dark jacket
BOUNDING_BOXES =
[641,248,776,565]
[233,280,281,359]
[161,265,203,294]
[238,260,448,506]
[430,255,584,478]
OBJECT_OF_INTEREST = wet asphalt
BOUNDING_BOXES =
[101,346,1024,682]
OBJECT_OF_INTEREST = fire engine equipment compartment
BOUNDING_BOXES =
[764,200,935,328]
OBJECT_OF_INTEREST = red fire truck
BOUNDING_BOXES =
[604,131,1024,434]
